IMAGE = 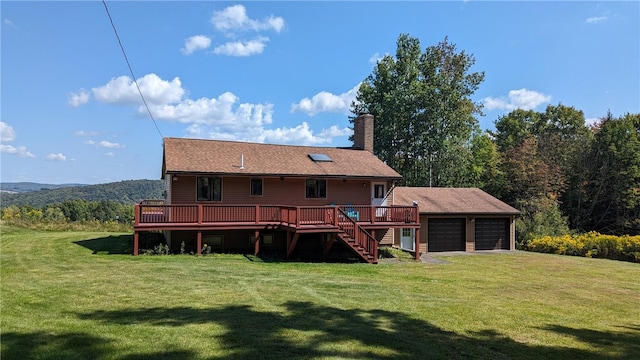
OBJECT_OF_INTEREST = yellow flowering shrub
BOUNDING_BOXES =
[527,232,640,263]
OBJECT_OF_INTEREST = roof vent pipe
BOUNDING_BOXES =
[240,154,244,170]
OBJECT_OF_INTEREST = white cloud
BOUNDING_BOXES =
[68,89,90,107]
[151,91,273,131]
[213,37,268,57]
[104,152,115,157]
[317,125,352,139]
[291,84,360,116]
[256,122,349,145]
[98,141,124,149]
[585,117,600,127]
[3,19,16,28]
[87,74,350,146]
[212,4,284,33]
[1,144,35,158]
[181,35,212,55]
[92,73,184,105]
[74,130,98,137]
[586,15,608,24]
[193,4,286,57]
[368,52,388,64]
[46,153,67,161]
[1,121,16,142]
[483,88,551,111]
[0,122,34,157]
[85,140,125,149]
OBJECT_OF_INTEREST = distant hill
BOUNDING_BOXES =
[0,179,164,208]
[0,182,86,193]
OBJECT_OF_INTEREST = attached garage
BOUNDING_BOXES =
[475,218,510,250]
[427,218,465,252]
[393,187,520,254]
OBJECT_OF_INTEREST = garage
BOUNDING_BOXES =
[475,218,510,250]
[428,218,465,252]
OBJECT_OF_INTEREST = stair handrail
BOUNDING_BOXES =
[336,208,378,263]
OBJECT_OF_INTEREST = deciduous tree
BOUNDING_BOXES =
[351,34,485,187]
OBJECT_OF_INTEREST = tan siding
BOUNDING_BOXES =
[379,228,393,245]
[466,217,475,252]
[420,216,428,253]
[392,228,400,247]
[510,215,516,250]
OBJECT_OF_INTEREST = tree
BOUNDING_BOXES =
[582,113,640,234]
[469,131,505,195]
[351,34,485,187]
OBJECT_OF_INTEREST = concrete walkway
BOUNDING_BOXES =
[420,249,520,264]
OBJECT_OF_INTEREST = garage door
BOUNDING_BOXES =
[475,218,510,250]
[428,218,465,252]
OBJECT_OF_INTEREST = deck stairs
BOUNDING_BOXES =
[333,208,378,264]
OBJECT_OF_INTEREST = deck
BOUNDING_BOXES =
[133,202,420,263]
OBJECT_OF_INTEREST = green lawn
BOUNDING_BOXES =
[2,225,639,359]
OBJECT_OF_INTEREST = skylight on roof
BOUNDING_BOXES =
[308,153,332,162]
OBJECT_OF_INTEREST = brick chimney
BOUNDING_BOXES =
[353,113,374,152]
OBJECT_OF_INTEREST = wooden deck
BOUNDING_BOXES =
[133,202,420,263]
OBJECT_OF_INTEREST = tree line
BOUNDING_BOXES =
[2,199,134,226]
[352,34,639,244]
[1,179,164,208]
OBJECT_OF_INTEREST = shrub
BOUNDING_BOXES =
[526,232,640,263]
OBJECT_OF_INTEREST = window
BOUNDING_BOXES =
[250,178,263,196]
[374,184,386,199]
[197,177,222,201]
[308,153,332,162]
[306,179,327,198]
[204,235,223,248]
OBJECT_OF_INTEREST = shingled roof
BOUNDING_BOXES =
[394,187,520,215]
[162,137,402,179]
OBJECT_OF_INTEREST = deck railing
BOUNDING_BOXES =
[135,203,418,228]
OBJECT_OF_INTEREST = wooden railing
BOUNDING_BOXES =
[134,203,418,227]
[335,208,378,262]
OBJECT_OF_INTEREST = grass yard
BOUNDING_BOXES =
[1,225,639,359]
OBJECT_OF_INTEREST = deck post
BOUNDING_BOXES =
[197,231,202,255]
[415,227,420,260]
[372,239,378,264]
[134,204,140,226]
[323,233,336,256]
[287,233,299,258]
[133,231,139,256]
[255,206,260,224]
[198,205,203,224]
[254,230,260,256]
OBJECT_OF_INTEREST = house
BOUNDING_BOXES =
[133,114,420,263]
[392,187,520,253]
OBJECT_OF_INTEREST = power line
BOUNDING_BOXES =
[102,0,163,139]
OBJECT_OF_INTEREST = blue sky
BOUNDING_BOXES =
[2,1,638,185]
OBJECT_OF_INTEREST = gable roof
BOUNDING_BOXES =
[162,137,402,179]
[393,187,520,215]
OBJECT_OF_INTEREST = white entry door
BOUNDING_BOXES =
[371,182,387,207]
[371,182,387,220]
[400,228,415,251]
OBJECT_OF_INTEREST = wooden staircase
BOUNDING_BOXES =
[333,208,379,264]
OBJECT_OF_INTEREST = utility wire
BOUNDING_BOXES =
[102,0,163,139]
